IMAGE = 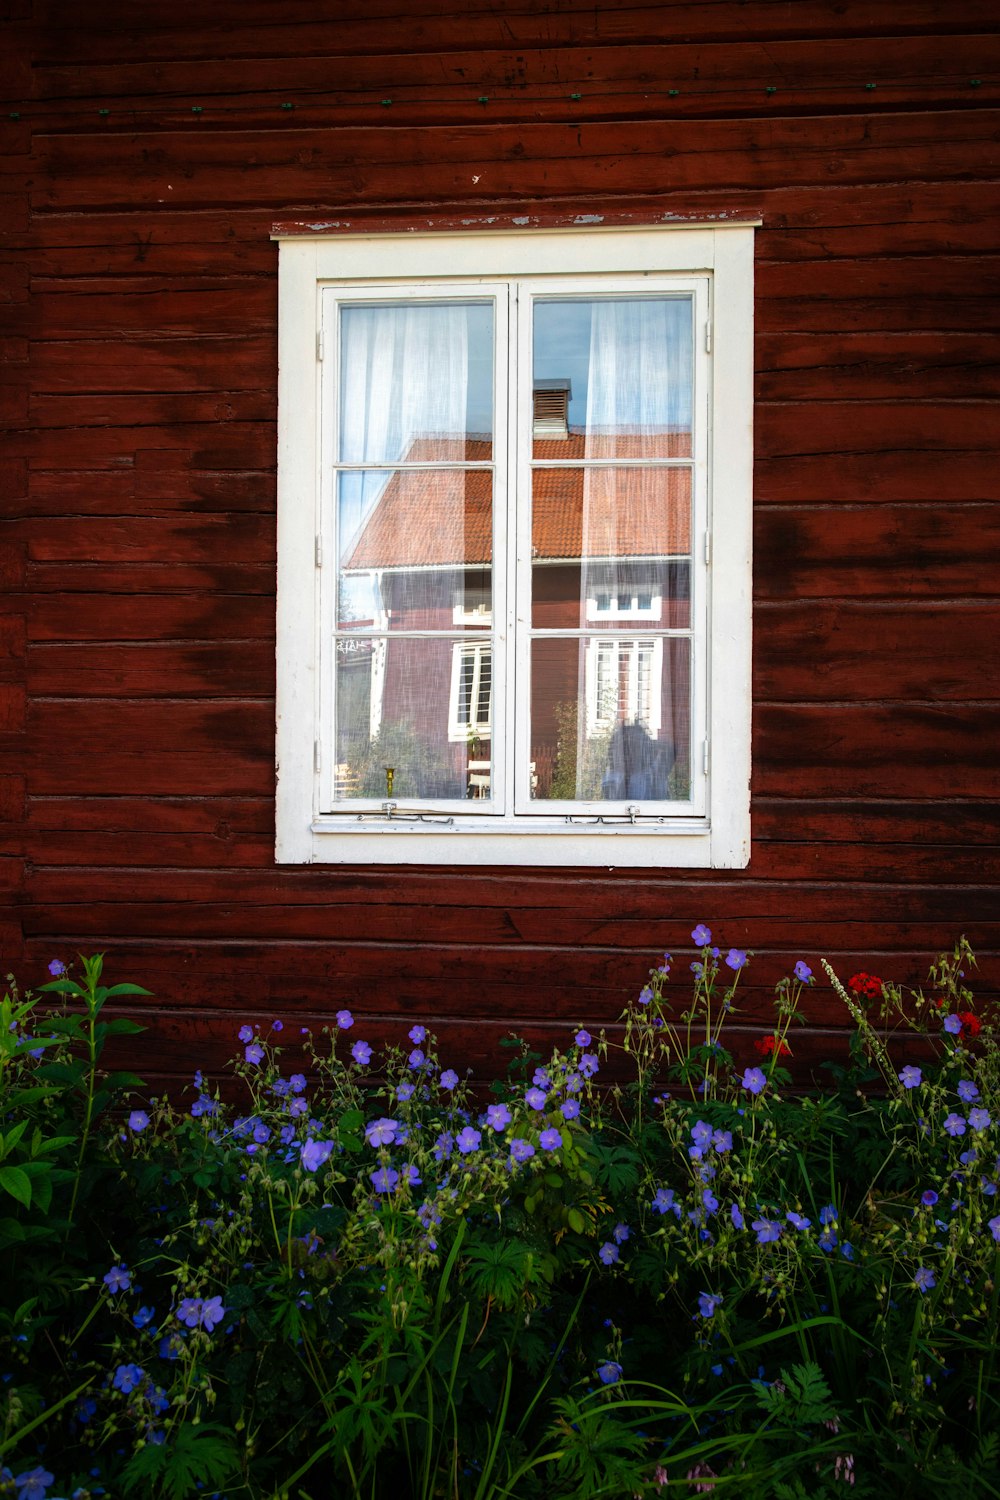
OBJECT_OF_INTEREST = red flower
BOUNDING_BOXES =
[958,1011,981,1038]
[754,1035,790,1057]
[849,972,883,1000]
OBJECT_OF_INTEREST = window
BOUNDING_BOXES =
[275,222,754,867]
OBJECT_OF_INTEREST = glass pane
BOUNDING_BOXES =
[531,466,690,628]
[334,637,492,801]
[339,301,493,463]
[528,636,691,803]
[532,297,692,459]
[338,470,492,629]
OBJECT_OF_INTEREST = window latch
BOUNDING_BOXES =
[351,808,456,826]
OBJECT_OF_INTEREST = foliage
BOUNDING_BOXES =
[1,936,1000,1497]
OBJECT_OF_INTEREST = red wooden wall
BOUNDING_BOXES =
[2,0,999,1088]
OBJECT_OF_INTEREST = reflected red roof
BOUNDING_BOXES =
[344,435,692,570]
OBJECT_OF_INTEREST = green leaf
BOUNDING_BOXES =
[0,1120,29,1157]
[121,1421,238,1500]
[104,1018,146,1036]
[567,1207,586,1235]
[339,1109,364,1132]
[0,1165,32,1208]
[103,984,153,998]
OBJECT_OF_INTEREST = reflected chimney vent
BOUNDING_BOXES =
[533,378,571,440]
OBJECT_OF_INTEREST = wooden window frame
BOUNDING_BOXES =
[275,222,754,868]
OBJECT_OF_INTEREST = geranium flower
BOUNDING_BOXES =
[740,1067,767,1096]
[652,1188,677,1214]
[725,948,747,971]
[128,1109,150,1131]
[560,1099,581,1120]
[943,1014,962,1036]
[959,1011,982,1037]
[793,960,813,983]
[238,1024,254,1043]
[351,1040,372,1065]
[697,1292,722,1318]
[486,1103,511,1132]
[849,972,883,1000]
[524,1087,547,1110]
[539,1127,562,1151]
[574,1029,591,1047]
[439,1069,459,1090]
[957,1079,980,1102]
[598,1242,619,1265]
[113,1362,144,1393]
[456,1126,481,1154]
[597,1361,622,1384]
[752,1218,782,1245]
[691,924,712,946]
[943,1113,967,1136]
[913,1266,936,1293]
[103,1264,131,1294]
[898,1065,922,1089]
[754,1036,790,1058]
[335,1009,354,1030]
[300,1138,335,1171]
[370,1166,399,1194]
[244,1043,264,1066]
[14,1467,55,1500]
[969,1108,991,1132]
[365,1118,399,1147]
[509,1137,534,1163]
[408,1025,426,1043]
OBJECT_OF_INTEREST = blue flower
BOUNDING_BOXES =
[691,924,712,946]
[370,1166,399,1194]
[351,1040,372,1065]
[898,1066,922,1089]
[238,1024,254,1043]
[943,1014,962,1035]
[730,1203,745,1229]
[690,1120,713,1150]
[786,1210,811,1231]
[440,1069,459,1090]
[944,1113,967,1137]
[289,1073,307,1093]
[988,1215,1000,1242]
[112,1362,144,1394]
[819,1204,838,1225]
[578,1052,600,1078]
[128,1109,150,1132]
[702,1189,719,1213]
[200,1296,225,1332]
[652,1188,677,1215]
[752,1218,782,1245]
[336,1009,354,1030]
[725,948,747,971]
[597,1360,622,1384]
[818,1226,839,1252]
[177,1297,203,1329]
[300,1138,334,1171]
[408,1025,426,1043]
[914,1266,936,1293]
[613,1222,630,1243]
[560,1098,581,1120]
[598,1242,619,1265]
[921,1190,939,1207]
[793,960,813,983]
[457,1126,481,1154]
[574,1029,591,1046]
[638,985,653,1006]
[525,1087,547,1110]
[103,1264,131,1294]
[957,1079,980,1102]
[486,1103,511,1132]
[244,1043,264,1066]
[365,1117,400,1147]
[47,959,66,977]
[396,1081,415,1102]
[740,1067,767,1096]
[539,1128,562,1152]
[697,1292,722,1318]
[509,1137,534,1163]
[132,1305,155,1329]
[13,1466,54,1500]
[969,1108,991,1131]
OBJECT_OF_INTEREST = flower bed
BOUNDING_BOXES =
[1,936,998,1498]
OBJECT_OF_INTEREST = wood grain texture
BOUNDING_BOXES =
[3,1,1000,1080]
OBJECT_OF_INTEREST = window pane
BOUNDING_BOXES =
[334,637,492,801]
[532,297,692,459]
[528,636,691,803]
[339,301,493,463]
[338,470,492,629]
[531,466,691,628]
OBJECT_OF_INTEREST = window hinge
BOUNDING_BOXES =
[703,531,711,565]
[316,328,324,361]
[703,739,710,775]
[704,320,712,354]
[314,739,322,773]
[315,534,323,568]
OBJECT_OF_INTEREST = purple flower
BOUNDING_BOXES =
[336,1009,354,1030]
[177,1297,203,1328]
[793,960,813,983]
[740,1067,767,1096]
[969,1108,991,1132]
[613,1222,631,1243]
[578,1052,599,1078]
[539,1127,562,1151]
[128,1109,150,1132]
[525,1087,547,1110]
[408,1048,425,1069]
[598,1242,619,1265]
[652,1188,677,1214]
[691,924,712,946]
[395,1081,415,1102]
[132,1306,155,1329]
[819,1204,838,1225]
[440,1069,459,1091]
[691,1120,713,1150]
[200,1295,225,1332]
[914,1266,936,1293]
[238,1024,253,1043]
[921,1190,939,1207]
[712,1129,733,1153]
[638,985,653,1006]
[365,1117,400,1148]
[244,1043,264,1066]
[300,1138,334,1172]
[47,960,66,977]
[351,1040,372,1065]
[725,948,747,971]
[988,1215,1000,1242]
[457,1126,481,1154]
[597,1360,622,1384]
[730,1203,745,1229]
[575,1029,591,1047]
[943,1014,962,1035]
[13,1467,56,1500]
[944,1113,967,1137]
[289,1073,307,1093]
[819,1226,839,1252]
[560,1098,581,1120]
[786,1210,811,1230]
[957,1079,980,1103]
[697,1292,722,1318]
[509,1137,534,1163]
[899,1065,922,1089]
[752,1218,782,1245]
[103,1264,131,1294]
[486,1103,512,1132]
[272,1019,283,1032]
[408,1025,426,1043]
[371,1166,399,1194]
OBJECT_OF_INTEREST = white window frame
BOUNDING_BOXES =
[275,223,754,868]
[448,641,493,744]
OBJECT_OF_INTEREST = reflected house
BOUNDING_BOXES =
[339,424,692,800]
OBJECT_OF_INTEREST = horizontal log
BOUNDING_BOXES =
[754,602,1000,701]
[30,112,1000,212]
[756,333,1000,401]
[753,799,1000,846]
[24,468,275,517]
[26,594,272,642]
[27,285,275,338]
[754,503,1000,594]
[24,562,276,597]
[18,514,273,566]
[28,389,275,428]
[29,335,277,394]
[19,422,276,471]
[29,641,275,697]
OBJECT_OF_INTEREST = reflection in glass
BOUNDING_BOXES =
[529,636,691,803]
[533,297,692,459]
[337,470,492,629]
[334,638,491,801]
[339,301,493,464]
[529,466,691,629]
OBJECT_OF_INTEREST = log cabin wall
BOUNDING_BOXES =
[1,0,999,1088]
